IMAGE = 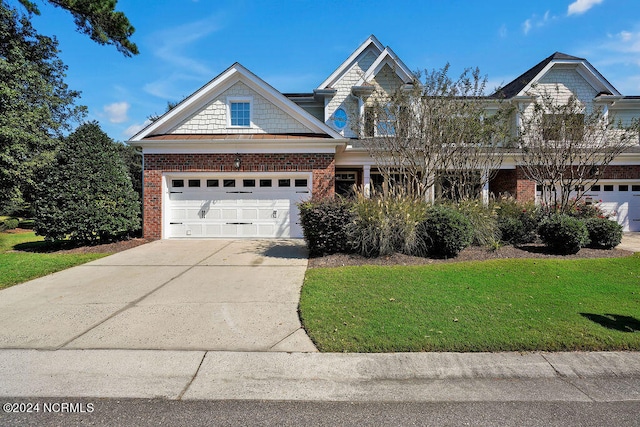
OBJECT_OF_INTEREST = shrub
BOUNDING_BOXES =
[34,122,140,243]
[417,205,473,258]
[567,199,610,219]
[454,200,500,247]
[584,217,623,249]
[298,198,353,256]
[348,192,428,257]
[494,197,540,245]
[3,218,19,230]
[538,214,589,254]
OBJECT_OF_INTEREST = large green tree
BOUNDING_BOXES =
[17,0,138,56]
[34,121,140,242]
[0,2,85,213]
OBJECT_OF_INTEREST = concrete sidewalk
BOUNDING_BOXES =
[0,350,638,402]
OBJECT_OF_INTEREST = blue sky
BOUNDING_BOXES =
[14,0,640,142]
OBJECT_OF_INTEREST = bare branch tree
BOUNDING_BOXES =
[352,64,513,201]
[518,85,640,212]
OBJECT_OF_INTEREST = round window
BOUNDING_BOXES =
[333,108,347,129]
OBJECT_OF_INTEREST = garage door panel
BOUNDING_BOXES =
[241,209,258,220]
[166,174,309,238]
[575,182,640,232]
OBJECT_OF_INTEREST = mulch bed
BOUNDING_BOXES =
[6,228,150,254]
[308,244,634,268]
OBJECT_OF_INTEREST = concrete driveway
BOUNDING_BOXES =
[0,240,317,352]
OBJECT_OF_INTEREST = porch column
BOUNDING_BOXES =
[482,170,490,206]
[363,164,371,198]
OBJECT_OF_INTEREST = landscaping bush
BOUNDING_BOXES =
[34,122,140,243]
[3,218,19,230]
[538,214,589,254]
[454,200,500,247]
[348,192,428,257]
[494,197,540,245]
[298,198,353,256]
[417,205,473,258]
[584,217,623,249]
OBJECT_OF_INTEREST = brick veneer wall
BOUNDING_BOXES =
[489,165,640,204]
[489,168,536,202]
[142,153,335,239]
[600,165,640,180]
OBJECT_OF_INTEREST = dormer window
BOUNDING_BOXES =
[227,97,252,127]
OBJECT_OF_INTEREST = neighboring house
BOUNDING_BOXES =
[129,35,640,239]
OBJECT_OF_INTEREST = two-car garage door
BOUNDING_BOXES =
[164,173,311,238]
[538,181,640,231]
[582,182,640,232]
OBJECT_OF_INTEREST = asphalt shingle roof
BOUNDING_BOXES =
[489,52,585,99]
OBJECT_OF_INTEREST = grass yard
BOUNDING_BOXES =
[0,231,108,289]
[300,256,640,352]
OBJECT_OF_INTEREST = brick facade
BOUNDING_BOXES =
[142,153,335,239]
[600,165,640,180]
[489,167,537,202]
[489,165,640,205]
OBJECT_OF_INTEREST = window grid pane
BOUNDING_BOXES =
[231,102,250,126]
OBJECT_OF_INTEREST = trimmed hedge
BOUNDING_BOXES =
[538,214,589,255]
[3,218,19,230]
[585,217,623,249]
[418,205,473,258]
[298,198,353,256]
[494,198,540,245]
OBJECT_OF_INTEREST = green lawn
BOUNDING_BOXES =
[0,232,108,289]
[300,256,640,352]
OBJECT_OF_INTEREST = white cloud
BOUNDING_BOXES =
[596,30,640,64]
[103,102,130,123]
[567,0,604,16]
[143,72,200,100]
[150,15,224,77]
[499,24,508,38]
[123,119,152,138]
[522,11,554,35]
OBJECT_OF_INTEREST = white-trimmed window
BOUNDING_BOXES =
[227,97,252,127]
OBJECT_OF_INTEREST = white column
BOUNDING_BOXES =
[363,164,371,198]
[482,170,490,206]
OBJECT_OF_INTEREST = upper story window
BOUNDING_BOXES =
[227,97,252,127]
[363,105,405,137]
[542,113,584,141]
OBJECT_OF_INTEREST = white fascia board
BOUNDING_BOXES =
[357,47,414,86]
[609,98,640,109]
[516,61,557,96]
[135,138,347,154]
[131,63,343,141]
[143,146,339,154]
[317,35,384,90]
[575,63,620,96]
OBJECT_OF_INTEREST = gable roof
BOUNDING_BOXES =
[355,46,415,86]
[316,35,385,90]
[490,52,620,99]
[130,63,343,141]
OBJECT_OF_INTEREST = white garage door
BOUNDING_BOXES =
[582,182,640,232]
[165,174,311,238]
